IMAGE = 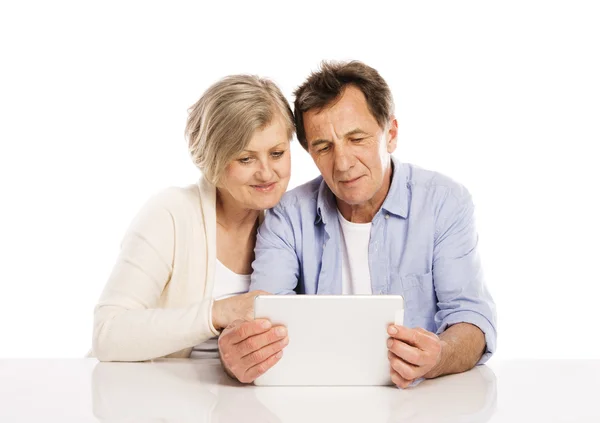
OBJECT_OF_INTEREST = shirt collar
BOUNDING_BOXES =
[381,155,409,218]
[315,176,337,225]
[315,155,409,225]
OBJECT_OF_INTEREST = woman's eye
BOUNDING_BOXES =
[238,157,252,164]
[271,151,284,158]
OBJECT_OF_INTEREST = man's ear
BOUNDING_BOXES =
[386,116,398,153]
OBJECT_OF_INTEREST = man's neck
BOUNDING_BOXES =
[336,164,393,224]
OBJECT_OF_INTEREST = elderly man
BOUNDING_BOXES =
[218,61,497,388]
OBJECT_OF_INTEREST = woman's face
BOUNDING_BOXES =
[218,115,292,211]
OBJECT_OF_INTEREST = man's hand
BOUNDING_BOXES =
[212,290,269,331]
[218,319,289,384]
[387,325,443,388]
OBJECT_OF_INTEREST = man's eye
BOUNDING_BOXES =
[351,137,365,142]
[318,146,330,153]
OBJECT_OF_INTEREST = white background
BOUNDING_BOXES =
[0,1,598,359]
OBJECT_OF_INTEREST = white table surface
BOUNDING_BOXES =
[0,358,599,422]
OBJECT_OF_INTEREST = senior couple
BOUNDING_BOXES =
[91,60,497,388]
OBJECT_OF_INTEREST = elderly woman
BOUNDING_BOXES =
[91,75,293,365]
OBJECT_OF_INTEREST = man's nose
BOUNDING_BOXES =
[333,145,353,172]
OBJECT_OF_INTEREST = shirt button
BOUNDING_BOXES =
[385,214,390,219]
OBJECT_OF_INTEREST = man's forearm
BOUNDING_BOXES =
[424,323,486,379]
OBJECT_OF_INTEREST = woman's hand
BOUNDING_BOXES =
[211,290,270,331]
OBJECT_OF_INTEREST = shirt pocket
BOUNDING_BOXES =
[389,271,437,331]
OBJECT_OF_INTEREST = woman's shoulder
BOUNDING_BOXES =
[149,183,203,210]
[132,181,208,228]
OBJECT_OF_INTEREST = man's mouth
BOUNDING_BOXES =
[340,176,363,185]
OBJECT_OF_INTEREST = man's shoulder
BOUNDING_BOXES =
[405,163,471,203]
[277,176,323,211]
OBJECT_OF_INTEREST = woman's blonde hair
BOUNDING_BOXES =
[186,75,294,184]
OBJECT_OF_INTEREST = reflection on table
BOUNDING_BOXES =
[91,358,497,423]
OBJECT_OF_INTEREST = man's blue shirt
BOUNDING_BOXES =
[250,156,497,362]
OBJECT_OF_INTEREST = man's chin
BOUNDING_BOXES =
[334,189,370,206]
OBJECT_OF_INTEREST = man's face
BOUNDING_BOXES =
[303,85,398,208]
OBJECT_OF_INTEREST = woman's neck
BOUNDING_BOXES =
[215,188,260,231]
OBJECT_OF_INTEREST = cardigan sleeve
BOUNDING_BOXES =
[92,191,219,362]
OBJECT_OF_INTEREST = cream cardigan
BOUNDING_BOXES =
[91,177,231,361]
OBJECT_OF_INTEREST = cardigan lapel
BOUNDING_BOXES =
[197,176,217,299]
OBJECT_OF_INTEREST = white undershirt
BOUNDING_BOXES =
[337,209,373,295]
[191,259,251,358]
[211,259,251,300]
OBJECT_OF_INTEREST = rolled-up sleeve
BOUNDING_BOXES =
[250,204,300,295]
[432,187,497,364]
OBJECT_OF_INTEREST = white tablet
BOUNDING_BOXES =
[253,295,404,386]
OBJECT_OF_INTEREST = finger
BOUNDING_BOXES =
[222,319,273,345]
[388,325,438,350]
[390,368,413,389]
[243,336,289,366]
[242,349,284,384]
[388,350,422,381]
[237,326,288,356]
[387,338,428,366]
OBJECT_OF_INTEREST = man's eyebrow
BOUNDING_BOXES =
[310,139,330,148]
[344,128,368,137]
[309,129,369,148]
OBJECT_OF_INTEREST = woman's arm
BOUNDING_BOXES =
[92,192,218,362]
